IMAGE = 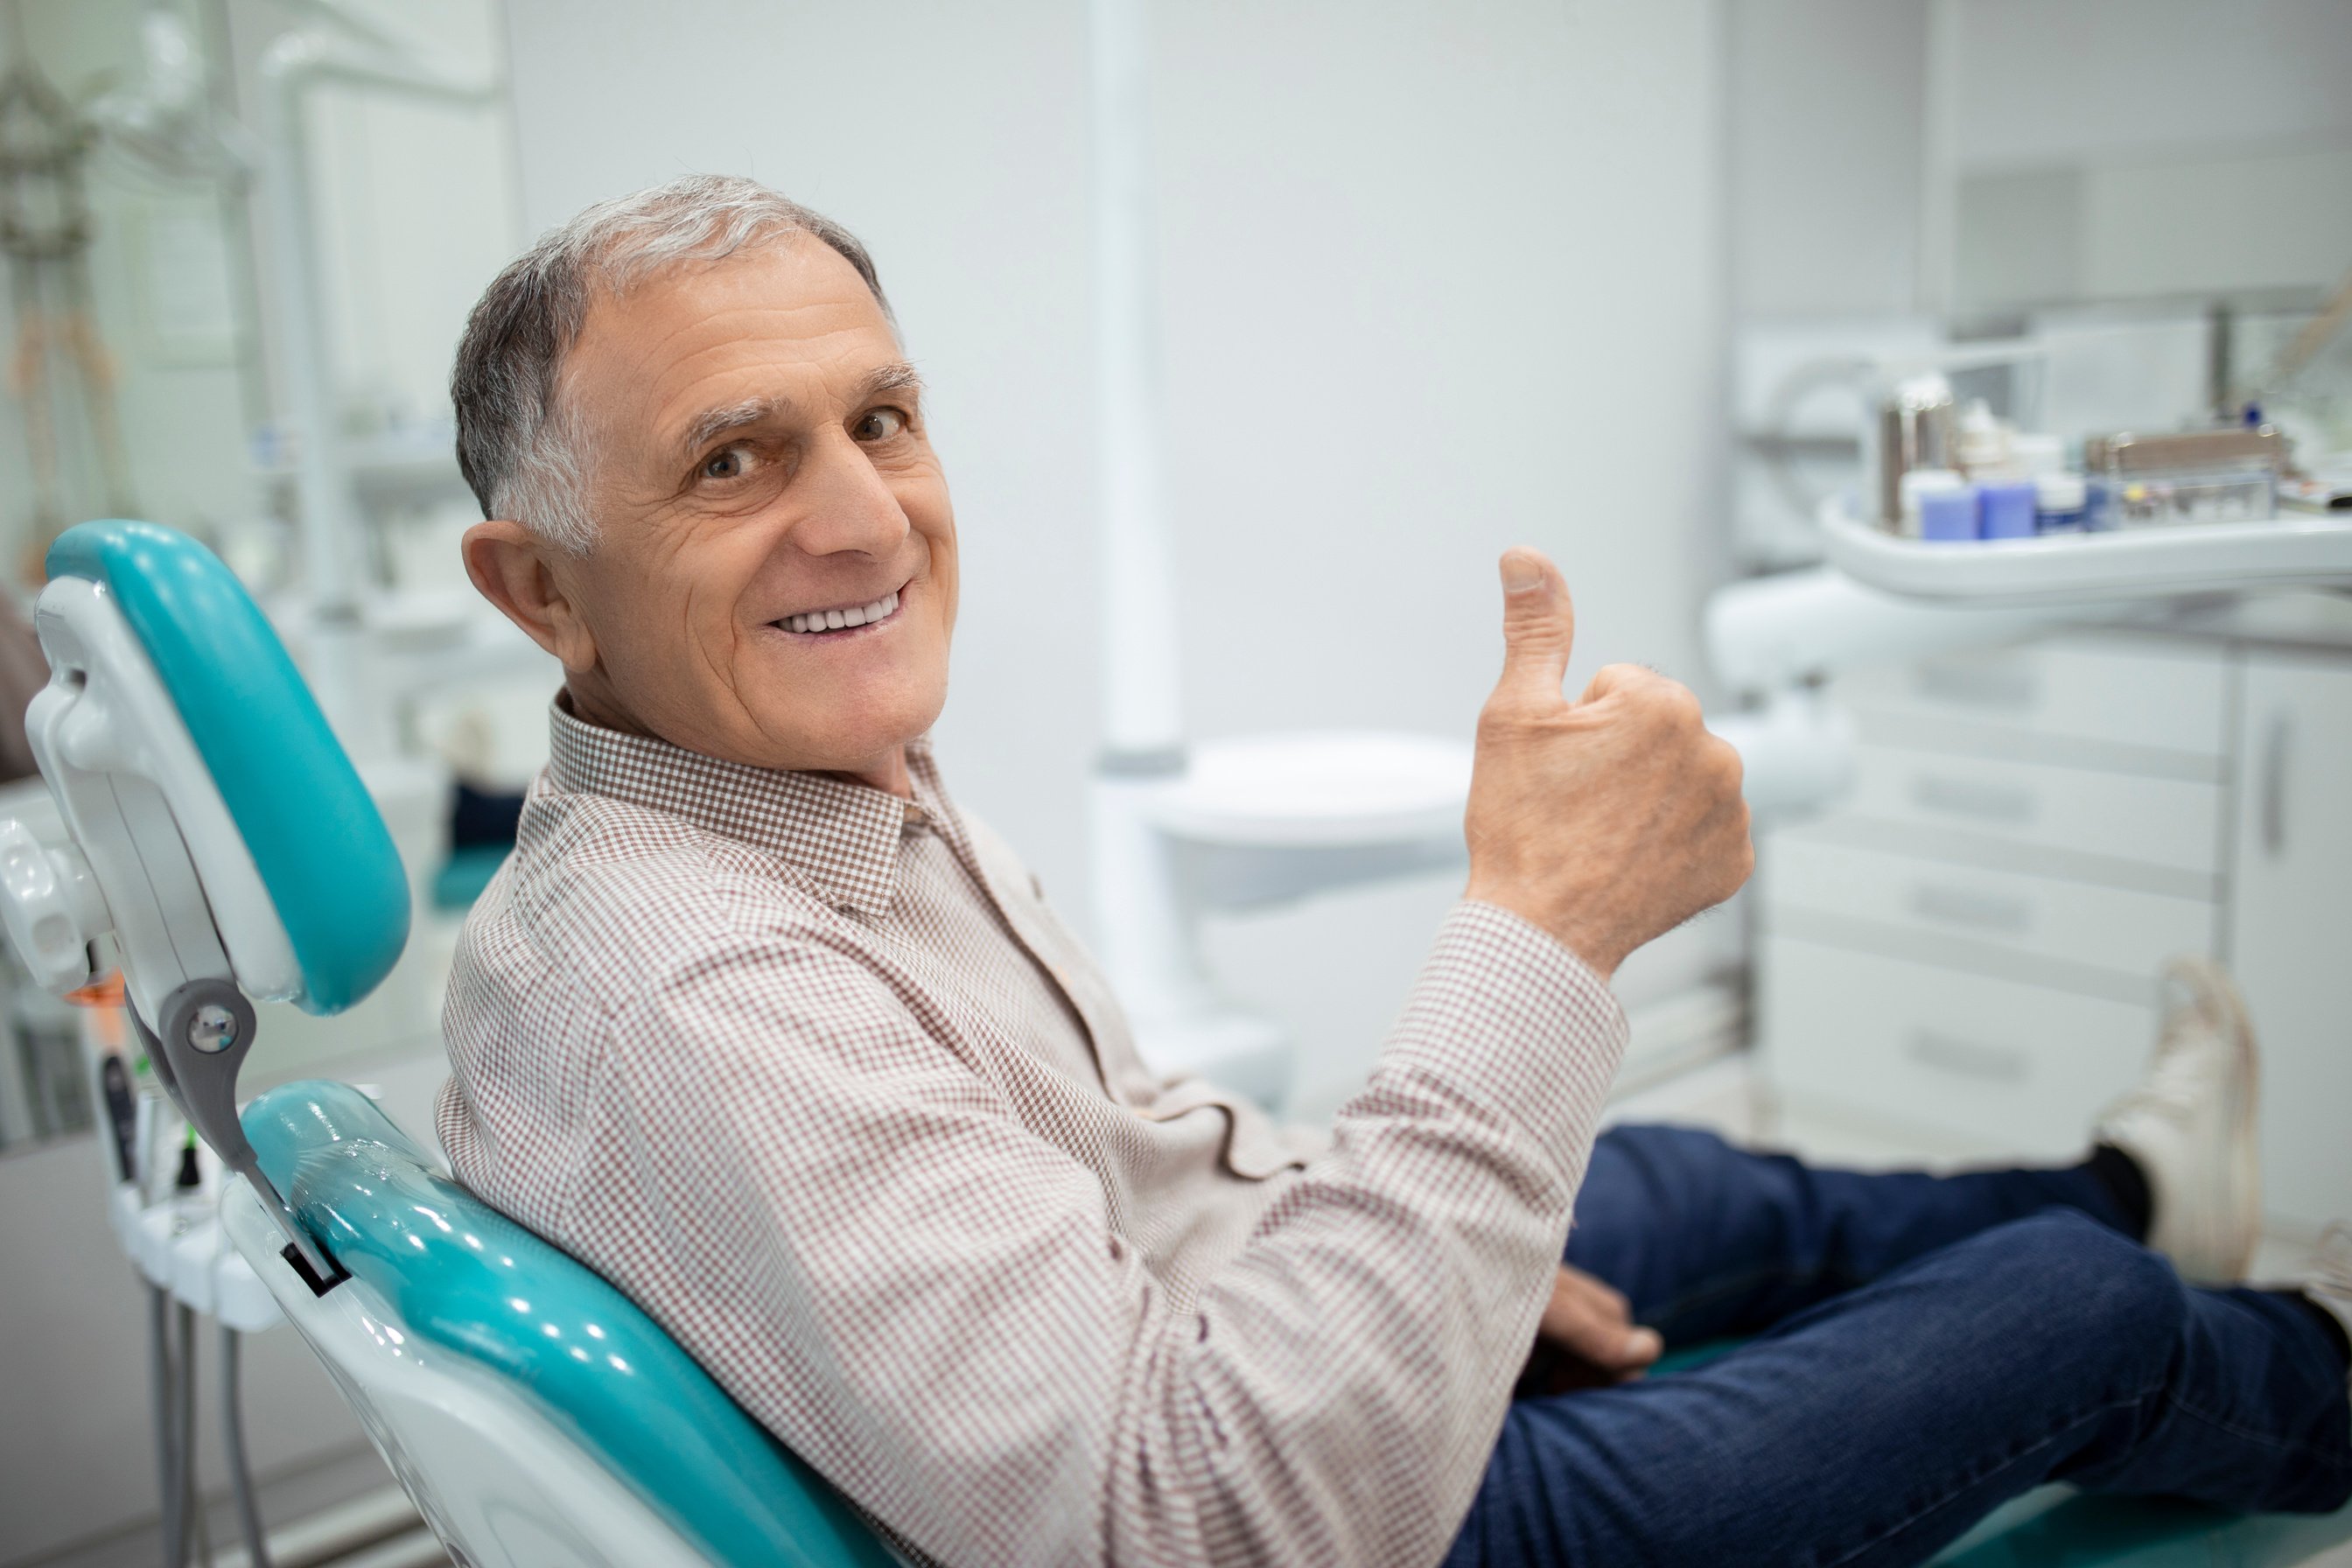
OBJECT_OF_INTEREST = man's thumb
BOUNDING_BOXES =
[1494,547,1575,699]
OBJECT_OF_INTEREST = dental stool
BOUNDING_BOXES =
[0,520,894,1567]
[4,520,2344,1568]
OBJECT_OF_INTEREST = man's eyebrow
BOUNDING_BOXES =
[680,395,790,459]
[861,360,926,401]
[675,362,926,460]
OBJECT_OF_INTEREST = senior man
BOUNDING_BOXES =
[441,175,2349,1568]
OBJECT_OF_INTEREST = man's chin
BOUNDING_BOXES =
[738,690,946,777]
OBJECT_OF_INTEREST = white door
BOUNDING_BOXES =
[2228,650,2352,1233]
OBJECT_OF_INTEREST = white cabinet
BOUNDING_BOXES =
[2227,653,2352,1231]
[1759,630,2352,1231]
[1760,633,2225,1164]
[1763,935,2160,1155]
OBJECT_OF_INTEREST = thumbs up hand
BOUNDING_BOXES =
[1463,548,1753,979]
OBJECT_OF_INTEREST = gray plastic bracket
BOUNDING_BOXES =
[131,984,346,1291]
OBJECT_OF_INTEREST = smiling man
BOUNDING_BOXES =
[442,176,2349,1568]
[458,209,950,794]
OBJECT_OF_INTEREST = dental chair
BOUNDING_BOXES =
[0,519,2343,1568]
[1,520,894,1568]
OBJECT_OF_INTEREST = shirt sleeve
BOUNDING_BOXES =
[569,899,1625,1568]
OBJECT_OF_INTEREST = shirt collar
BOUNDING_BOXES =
[543,699,942,920]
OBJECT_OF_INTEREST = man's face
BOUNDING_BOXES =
[550,235,956,775]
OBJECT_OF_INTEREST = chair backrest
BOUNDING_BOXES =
[37,519,409,1018]
[9,519,415,1278]
[234,1079,900,1568]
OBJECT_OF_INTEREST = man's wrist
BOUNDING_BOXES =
[1460,881,1626,981]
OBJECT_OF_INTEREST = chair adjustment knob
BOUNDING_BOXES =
[0,816,109,993]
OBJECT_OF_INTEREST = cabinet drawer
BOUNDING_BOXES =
[1759,836,2216,980]
[1836,635,2227,758]
[1759,936,2152,1160]
[1836,745,2223,875]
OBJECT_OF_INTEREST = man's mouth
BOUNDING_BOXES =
[777,584,904,636]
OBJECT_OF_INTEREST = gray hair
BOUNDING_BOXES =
[450,174,892,554]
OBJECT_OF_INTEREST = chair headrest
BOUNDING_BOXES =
[42,520,408,1015]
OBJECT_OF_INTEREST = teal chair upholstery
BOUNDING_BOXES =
[242,1079,898,1568]
[46,519,408,1015]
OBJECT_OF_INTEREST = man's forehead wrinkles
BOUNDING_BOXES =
[644,321,878,407]
[600,295,860,401]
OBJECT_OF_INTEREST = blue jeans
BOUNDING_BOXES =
[1446,1125,2352,1567]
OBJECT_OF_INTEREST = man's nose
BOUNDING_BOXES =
[790,432,911,558]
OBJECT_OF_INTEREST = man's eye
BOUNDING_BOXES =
[702,447,747,481]
[854,408,907,442]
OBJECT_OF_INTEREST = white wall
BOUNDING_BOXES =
[1731,0,2352,323]
[1950,0,2352,169]
[295,0,522,431]
[503,0,1739,1100]
[1729,0,1930,320]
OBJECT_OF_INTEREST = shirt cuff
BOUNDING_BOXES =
[1376,900,1629,1180]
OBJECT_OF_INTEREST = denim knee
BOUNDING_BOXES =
[1979,1208,2183,1377]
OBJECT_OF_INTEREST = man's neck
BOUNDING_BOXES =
[559,681,914,799]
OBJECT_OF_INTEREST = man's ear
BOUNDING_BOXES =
[462,520,598,675]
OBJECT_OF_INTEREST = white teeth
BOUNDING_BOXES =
[782,589,902,634]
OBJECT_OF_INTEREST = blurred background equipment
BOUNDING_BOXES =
[1,4,528,1565]
[1,0,137,570]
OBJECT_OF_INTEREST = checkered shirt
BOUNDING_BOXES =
[438,703,1628,1567]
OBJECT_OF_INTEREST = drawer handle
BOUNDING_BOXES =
[1911,774,2037,825]
[2261,714,2292,857]
[1908,1029,2029,1083]
[1909,884,2034,934]
[1914,662,2039,710]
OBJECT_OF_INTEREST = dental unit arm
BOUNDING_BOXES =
[0,521,410,1285]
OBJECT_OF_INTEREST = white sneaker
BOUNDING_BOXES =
[2303,1224,2352,1350]
[2093,956,2261,1284]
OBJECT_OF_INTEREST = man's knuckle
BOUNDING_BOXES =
[1476,701,1531,739]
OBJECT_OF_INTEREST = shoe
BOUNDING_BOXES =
[2291,1224,2352,1424]
[2304,1223,2352,1347]
[2093,956,2261,1284]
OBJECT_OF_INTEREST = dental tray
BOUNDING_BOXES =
[1821,504,2352,605]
